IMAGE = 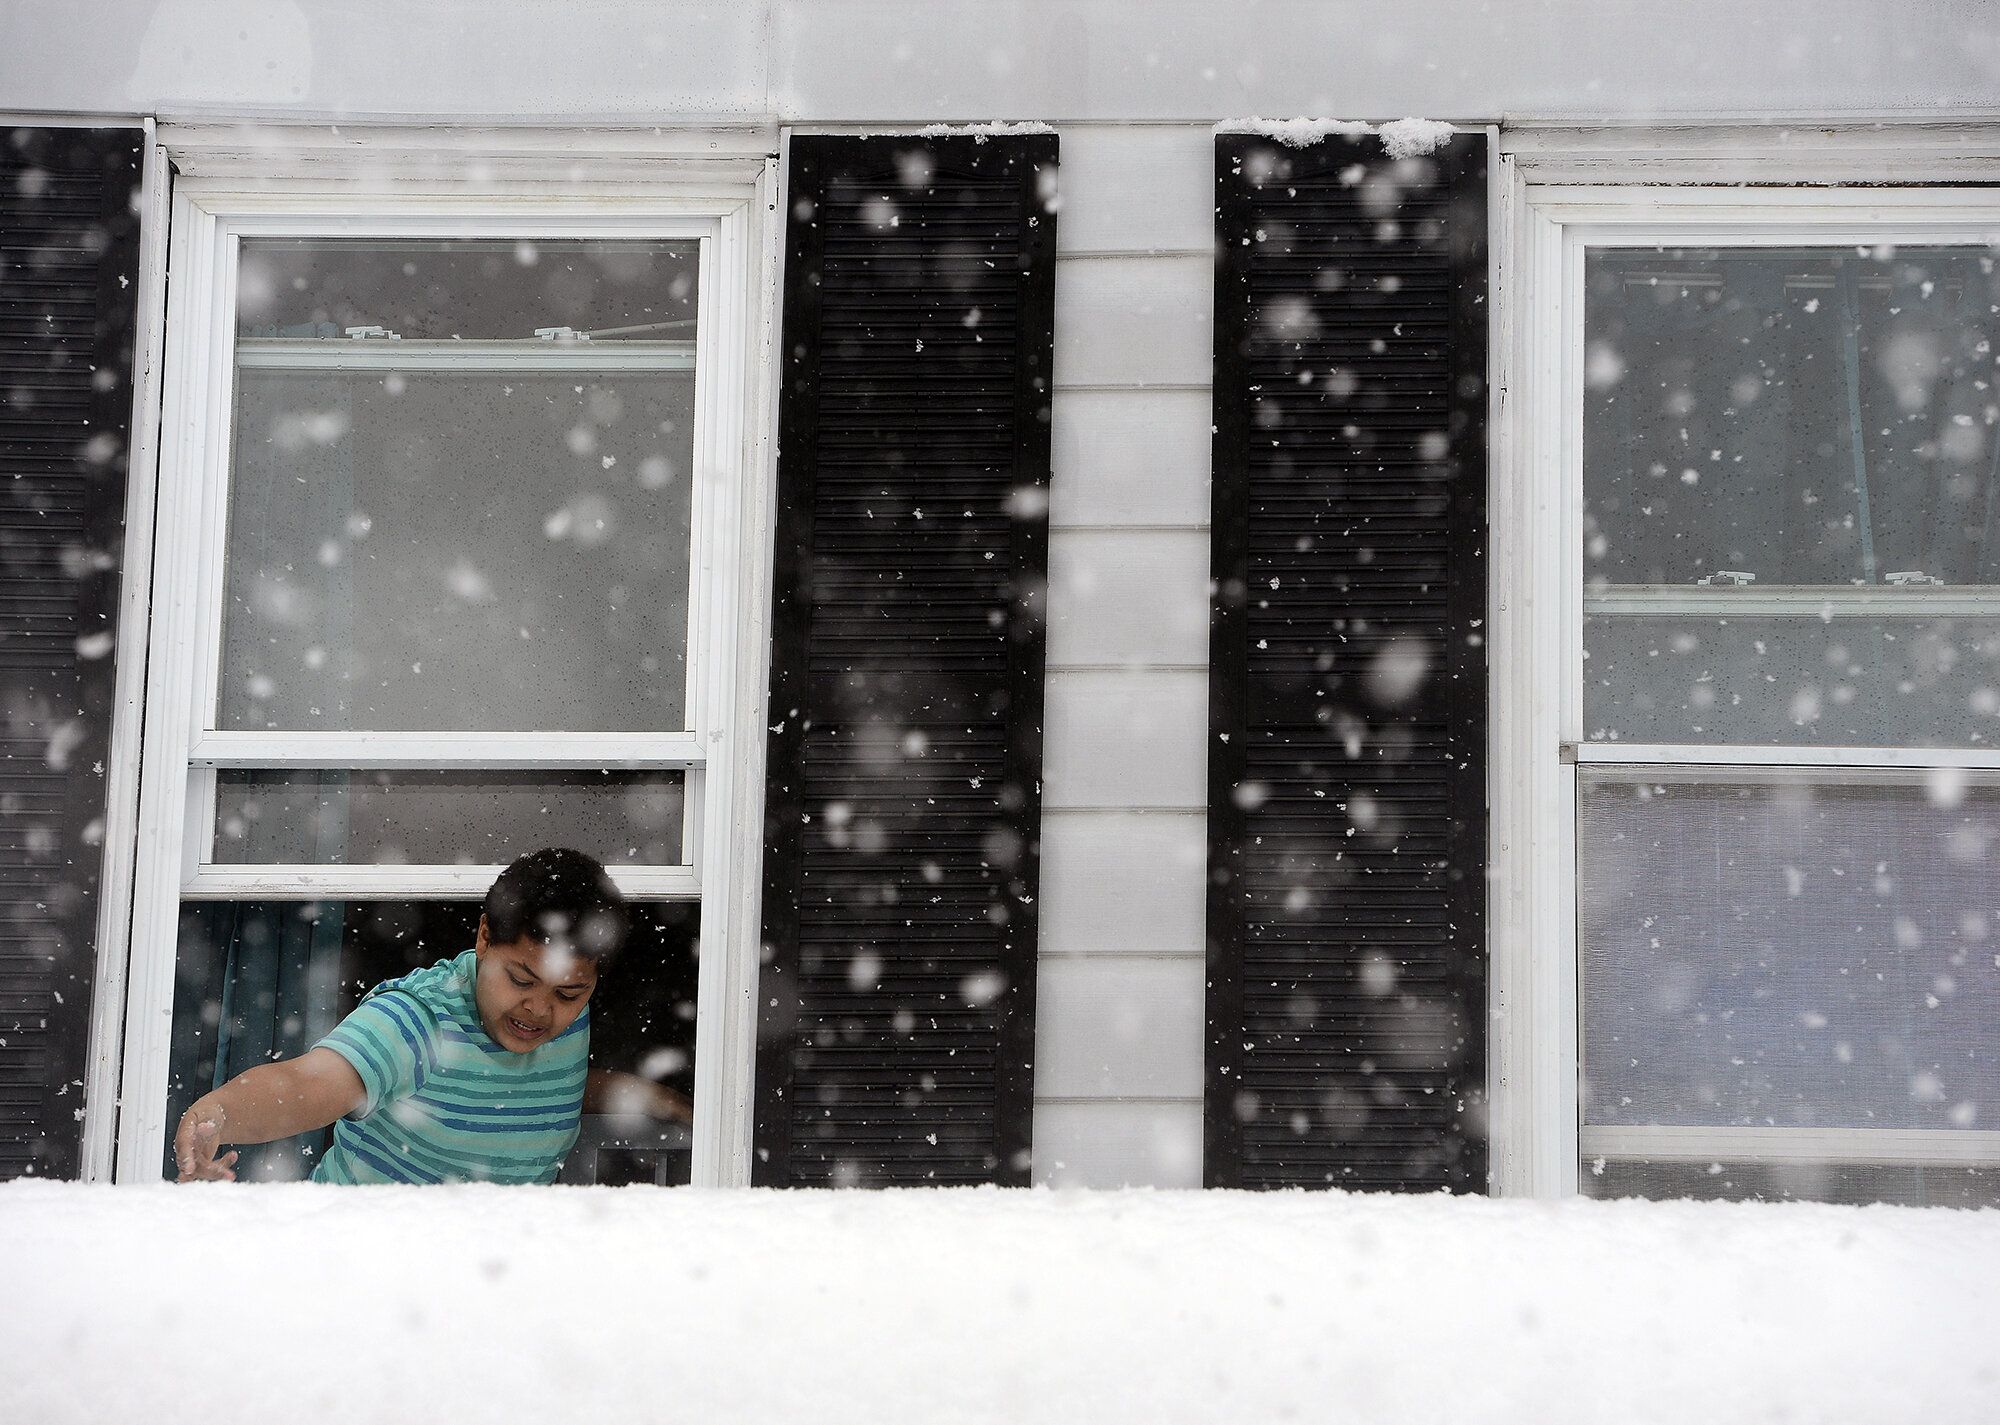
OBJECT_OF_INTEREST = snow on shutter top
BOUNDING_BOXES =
[754,134,1056,1187]
[1206,131,1489,1192]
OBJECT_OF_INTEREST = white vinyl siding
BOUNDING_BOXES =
[1034,124,1214,1187]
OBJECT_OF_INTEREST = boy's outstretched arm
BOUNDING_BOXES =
[174,1047,367,1182]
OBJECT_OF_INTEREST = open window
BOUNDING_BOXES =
[117,169,776,1183]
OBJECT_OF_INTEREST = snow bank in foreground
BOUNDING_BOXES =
[5,1182,1996,1424]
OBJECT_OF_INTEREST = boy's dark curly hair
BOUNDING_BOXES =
[483,847,628,962]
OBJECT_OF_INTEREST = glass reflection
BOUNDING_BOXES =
[1584,247,2000,589]
[1579,773,2000,1134]
[220,238,699,733]
[211,770,685,866]
[1583,248,2000,747]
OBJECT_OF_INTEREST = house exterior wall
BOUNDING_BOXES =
[7,0,1999,122]
[4,0,1999,1192]
[1038,124,1214,1186]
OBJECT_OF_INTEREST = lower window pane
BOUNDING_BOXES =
[1579,772,2000,1141]
[211,770,684,866]
[164,898,698,1183]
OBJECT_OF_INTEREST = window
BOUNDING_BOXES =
[1504,188,2000,1206]
[116,164,777,1184]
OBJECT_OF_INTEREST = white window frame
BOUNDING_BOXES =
[109,131,783,1187]
[1490,173,2000,1198]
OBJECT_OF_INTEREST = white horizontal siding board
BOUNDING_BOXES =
[1047,528,1210,669]
[16,2,2000,123]
[1042,668,1208,810]
[1053,254,1212,389]
[1053,125,1216,256]
[1032,1099,1204,1189]
[1034,956,1207,1099]
[1049,388,1212,529]
[774,1,2000,122]
[1037,810,1207,956]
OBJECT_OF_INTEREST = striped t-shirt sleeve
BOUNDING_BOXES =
[317,991,436,1117]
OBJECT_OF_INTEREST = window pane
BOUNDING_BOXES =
[220,239,698,733]
[1583,613,2000,745]
[211,770,684,866]
[234,237,698,345]
[165,898,698,1183]
[1583,247,2000,745]
[1578,773,2000,1134]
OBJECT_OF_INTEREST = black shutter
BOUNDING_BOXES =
[1206,132,1488,1192]
[754,134,1056,1187]
[0,128,144,1179]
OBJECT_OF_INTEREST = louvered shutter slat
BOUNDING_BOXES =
[1207,133,1488,1193]
[0,127,142,1180]
[755,135,1055,1188]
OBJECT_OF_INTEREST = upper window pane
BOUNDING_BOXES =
[1583,246,2000,745]
[219,238,699,733]
[1585,246,2000,587]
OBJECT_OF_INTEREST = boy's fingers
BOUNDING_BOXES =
[180,1149,237,1183]
[175,1119,228,1181]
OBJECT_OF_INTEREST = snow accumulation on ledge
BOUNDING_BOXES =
[914,120,1059,141]
[1218,117,1458,158]
[5,1181,1996,1425]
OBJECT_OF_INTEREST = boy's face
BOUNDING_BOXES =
[473,916,598,1053]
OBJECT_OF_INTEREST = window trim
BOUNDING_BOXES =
[1491,178,2000,1198]
[77,124,173,1182]
[112,160,783,1187]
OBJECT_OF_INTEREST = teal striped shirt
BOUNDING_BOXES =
[311,950,587,1185]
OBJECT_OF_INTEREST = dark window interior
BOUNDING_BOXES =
[165,899,698,1184]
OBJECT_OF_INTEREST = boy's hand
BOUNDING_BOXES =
[168,1050,363,1182]
[175,1108,239,1182]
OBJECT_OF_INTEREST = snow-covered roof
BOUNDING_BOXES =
[6,1181,1994,1423]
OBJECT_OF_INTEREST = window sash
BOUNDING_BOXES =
[232,337,697,373]
[1571,745,2000,771]
[1581,1125,2000,1166]
[116,178,776,1185]
[188,224,716,884]
[187,730,708,768]
[194,221,716,744]
[1492,184,2000,1199]
[179,863,703,900]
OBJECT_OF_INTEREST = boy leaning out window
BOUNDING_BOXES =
[174,847,688,1185]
